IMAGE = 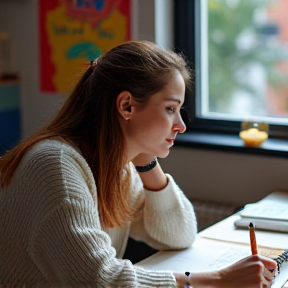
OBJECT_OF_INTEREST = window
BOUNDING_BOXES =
[175,0,288,138]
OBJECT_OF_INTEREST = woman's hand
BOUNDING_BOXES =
[215,254,277,288]
[184,254,277,288]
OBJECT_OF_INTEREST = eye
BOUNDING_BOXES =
[166,107,176,113]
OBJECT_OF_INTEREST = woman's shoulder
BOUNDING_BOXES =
[21,138,93,182]
[21,138,97,199]
[29,137,79,154]
[24,138,83,164]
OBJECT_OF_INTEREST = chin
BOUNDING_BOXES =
[157,150,170,159]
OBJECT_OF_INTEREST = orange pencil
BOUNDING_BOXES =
[249,222,258,255]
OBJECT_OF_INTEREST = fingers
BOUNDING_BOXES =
[258,255,278,271]
[251,255,277,283]
[261,276,273,288]
[262,266,276,288]
[261,257,277,288]
[251,256,276,288]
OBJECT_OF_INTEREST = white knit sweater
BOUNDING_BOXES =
[0,139,197,288]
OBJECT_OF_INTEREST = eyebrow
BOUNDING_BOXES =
[164,98,182,104]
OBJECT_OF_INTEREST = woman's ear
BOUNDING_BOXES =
[116,91,133,120]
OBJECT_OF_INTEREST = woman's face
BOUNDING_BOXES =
[126,70,186,159]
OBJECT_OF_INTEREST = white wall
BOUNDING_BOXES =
[0,0,67,137]
[159,147,288,206]
[1,0,287,206]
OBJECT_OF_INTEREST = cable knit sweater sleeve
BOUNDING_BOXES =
[26,140,176,288]
[129,164,197,251]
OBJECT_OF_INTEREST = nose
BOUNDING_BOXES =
[173,113,186,134]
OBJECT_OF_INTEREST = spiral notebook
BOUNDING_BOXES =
[259,247,288,272]
[198,211,288,286]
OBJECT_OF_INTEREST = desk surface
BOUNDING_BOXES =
[136,214,288,288]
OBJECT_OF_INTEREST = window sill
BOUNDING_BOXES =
[175,131,288,158]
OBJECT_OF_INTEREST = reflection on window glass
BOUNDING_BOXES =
[203,0,288,122]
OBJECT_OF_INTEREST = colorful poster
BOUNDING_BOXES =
[39,0,131,93]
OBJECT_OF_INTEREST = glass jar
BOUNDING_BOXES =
[239,121,269,147]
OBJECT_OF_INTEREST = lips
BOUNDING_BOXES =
[166,139,175,145]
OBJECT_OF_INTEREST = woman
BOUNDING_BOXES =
[0,41,276,288]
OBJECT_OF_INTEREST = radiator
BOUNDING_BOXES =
[190,198,241,231]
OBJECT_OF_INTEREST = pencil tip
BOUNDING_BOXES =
[249,222,254,228]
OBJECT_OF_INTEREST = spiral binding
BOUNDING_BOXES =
[273,250,288,272]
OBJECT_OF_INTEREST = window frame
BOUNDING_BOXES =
[174,0,288,139]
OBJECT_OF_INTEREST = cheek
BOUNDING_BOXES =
[130,113,170,140]
[146,117,170,138]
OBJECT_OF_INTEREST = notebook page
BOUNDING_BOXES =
[137,237,250,273]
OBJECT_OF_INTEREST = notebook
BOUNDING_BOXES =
[239,191,288,220]
[236,191,288,233]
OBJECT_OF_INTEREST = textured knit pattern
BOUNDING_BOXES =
[0,139,197,288]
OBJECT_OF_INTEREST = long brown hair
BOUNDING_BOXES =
[0,40,192,228]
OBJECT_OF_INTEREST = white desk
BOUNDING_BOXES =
[136,215,288,288]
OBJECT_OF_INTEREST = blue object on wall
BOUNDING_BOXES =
[0,83,21,155]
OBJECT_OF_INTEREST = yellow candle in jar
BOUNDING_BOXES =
[239,128,268,146]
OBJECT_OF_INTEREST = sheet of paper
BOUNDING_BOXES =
[199,215,288,250]
[136,237,251,273]
[136,237,288,288]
